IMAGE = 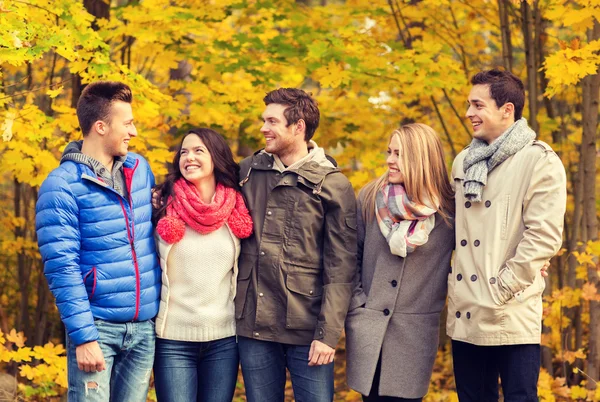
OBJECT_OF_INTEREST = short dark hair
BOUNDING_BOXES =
[76,81,133,136]
[263,88,320,141]
[471,69,525,120]
[152,128,241,224]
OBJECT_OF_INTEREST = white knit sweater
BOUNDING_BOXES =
[155,225,240,342]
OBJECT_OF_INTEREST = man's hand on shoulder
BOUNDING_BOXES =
[76,341,106,372]
[308,340,335,366]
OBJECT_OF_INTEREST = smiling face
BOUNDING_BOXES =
[466,84,514,144]
[260,103,302,157]
[178,134,215,186]
[104,100,137,157]
[386,134,404,184]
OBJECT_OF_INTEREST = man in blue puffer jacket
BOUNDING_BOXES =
[36,81,161,402]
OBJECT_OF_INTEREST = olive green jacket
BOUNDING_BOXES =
[235,145,357,348]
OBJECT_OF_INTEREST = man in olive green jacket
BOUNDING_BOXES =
[235,88,357,402]
[448,69,566,401]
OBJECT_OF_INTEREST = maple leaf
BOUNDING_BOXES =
[19,364,36,381]
[46,86,63,99]
[581,282,600,301]
[6,329,26,348]
[1,111,16,141]
[9,346,32,362]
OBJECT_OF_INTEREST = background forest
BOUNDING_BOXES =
[0,0,599,400]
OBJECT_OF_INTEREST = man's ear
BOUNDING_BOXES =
[503,102,515,119]
[295,119,306,137]
[92,120,108,136]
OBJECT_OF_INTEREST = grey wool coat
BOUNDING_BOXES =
[345,191,455,399]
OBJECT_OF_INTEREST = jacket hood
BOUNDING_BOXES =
[60,140,127,174]
[60,140,95,170]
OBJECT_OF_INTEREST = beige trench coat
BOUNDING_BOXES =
[447,140,566,345]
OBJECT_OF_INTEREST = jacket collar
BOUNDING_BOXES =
[249,143,338,185]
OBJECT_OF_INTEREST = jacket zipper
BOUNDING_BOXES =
[121,159,140,321]
[82,159,141,321]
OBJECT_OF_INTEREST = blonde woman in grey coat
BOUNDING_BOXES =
[345,123,455,401]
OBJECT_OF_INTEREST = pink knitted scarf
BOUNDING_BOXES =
[156,179,253,244]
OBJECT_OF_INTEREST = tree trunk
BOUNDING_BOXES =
[520,0,538,132]
[582,19,600,390]
[497,0,513,72]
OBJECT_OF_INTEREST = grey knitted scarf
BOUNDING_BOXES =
[463,118,536,202]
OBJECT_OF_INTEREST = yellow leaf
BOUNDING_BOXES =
[46,86,63,99]
[9,346,32,362]
[570,385,588,400]
[1,111,15,141]
[11,31,22,48]
[6,329,26,348]
[582,282,600,301]
[19,364,36,380]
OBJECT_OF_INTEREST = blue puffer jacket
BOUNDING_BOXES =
[36,153,161,346]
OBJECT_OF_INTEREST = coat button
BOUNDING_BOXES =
[461,240,467,246]
[456,311,461,318]
[260,251,265,256]
[309,290,313,295]
[474,240,480,247]
[383,309,390,316]
[471,275,477,282]
[465,201,471,208]
[489,277,496,285]
[391,280,398,287]
[259,292,264,297]
[485,200,491,208]
[267,211,272,216]
[466,312,471,319]
[457,274,463,281]
[254,332,260,337]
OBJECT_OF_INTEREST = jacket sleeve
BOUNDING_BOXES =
[313,178,358,348]
[36,174,98,346]
[348,192,367,311]
[496,149,567,302]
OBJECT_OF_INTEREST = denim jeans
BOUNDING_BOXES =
[66,319,155,402]
[451,340,541,402]
[238,336,334,402]
[153,336,239,402]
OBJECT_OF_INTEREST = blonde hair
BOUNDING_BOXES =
[361,123,454,224]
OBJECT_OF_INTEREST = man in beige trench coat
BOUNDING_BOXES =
[447,69,567,401]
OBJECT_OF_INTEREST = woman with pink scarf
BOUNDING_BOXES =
[152,128,253,402]
[345,124,455,402]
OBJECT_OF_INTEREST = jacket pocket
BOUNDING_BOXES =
[83,267,97,300]
[285,271,323,330]
[235,254,255,319]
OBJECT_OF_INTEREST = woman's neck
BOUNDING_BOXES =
[193,178,217,204]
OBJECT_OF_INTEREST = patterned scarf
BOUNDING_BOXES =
[375,184,438,257]
[463,118,536,202]
[156,179,253,244]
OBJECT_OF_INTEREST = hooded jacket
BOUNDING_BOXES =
[235,143,357,348]
[36,143,161,346]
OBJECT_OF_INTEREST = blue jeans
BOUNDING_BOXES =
[66,319,155,402]
[238,336,334,402]
[153,336,239,402]
[452,340,540,402]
